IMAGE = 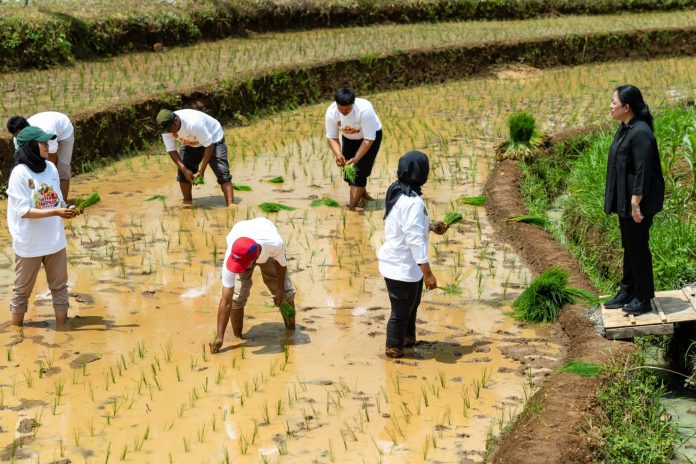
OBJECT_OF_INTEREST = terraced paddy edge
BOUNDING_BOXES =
[4,0,696,71]
[485,157,631,463]
[3,26,696,181]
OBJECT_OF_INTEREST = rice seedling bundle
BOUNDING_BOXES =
[442,212,463,226]
[258,202,296,213]
[73,193,101,212]
[268,176,285,184]
[279,301,296,318]
[192,176,205,186]
[512,267,594,323]
[343,165,358,184]
[508,214,549,227]
[310,197,339,207]
[557,360,601,377]
[458,195,487,206]
[232,183,252,191]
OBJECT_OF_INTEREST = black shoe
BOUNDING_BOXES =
[622,298,652,315]
[604,289,633,309]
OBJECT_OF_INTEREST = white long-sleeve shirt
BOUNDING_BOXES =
[378,194,429,282]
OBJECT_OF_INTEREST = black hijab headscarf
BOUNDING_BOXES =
[16,141,46,174]
[384,150,429,219]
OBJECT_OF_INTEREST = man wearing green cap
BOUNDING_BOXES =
[6,126,76,328]
[156,109,234,206]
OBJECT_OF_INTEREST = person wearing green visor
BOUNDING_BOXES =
[6,126,76,329]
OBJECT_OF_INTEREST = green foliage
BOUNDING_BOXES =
[442,211,463,226]
[310,197,339,207]
[508,112,536,144]
[458,195,487,206]
[343,165,358,184]
[591,355,678,463]
[507,214,549,227]
[73,193,101,212]
[232,183,252,191]
[557,360,601,377]
[512,268,594,323]
[258,202,296,213]
[145,195,166,202]
[268,176,285,184]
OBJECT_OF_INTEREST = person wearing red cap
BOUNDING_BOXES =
[210,217,295,353]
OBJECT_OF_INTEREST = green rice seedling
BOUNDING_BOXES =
[512,267,594,323]
[442,211,463,226]
[182,437,190,453]
[258,202,296,213]
[458,195,487,206]
[120,444,128,460]
[268,176,285,184]
[73,193,101,213]
[438,370,446,388]
[440,284,461,296]
[557,360,601,377]
[232,183,252,191]
[192,176,205,186]
[508,214,549,228]
[310,197,340,207]
[343,164,358,184]
[145,194,166,202]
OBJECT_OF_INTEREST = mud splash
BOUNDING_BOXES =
[2,55,696,462]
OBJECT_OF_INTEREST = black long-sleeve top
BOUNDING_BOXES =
[604,118,665,218]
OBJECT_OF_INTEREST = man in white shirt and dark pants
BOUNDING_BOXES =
[325,88,383,210]
[7,112,75,201]
[157,109,234,206]
[210,217,296,353]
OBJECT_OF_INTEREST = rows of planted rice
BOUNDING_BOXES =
[1,54,695,463]
[2,10,696,119]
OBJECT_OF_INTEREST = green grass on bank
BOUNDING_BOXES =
[520,106,696,293]
[3,10,696,119]
[591,354,678,463]
[3,0,696,72]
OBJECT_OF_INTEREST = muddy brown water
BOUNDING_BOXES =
[1,55,696,463]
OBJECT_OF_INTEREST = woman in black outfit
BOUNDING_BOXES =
[603,85,665,315]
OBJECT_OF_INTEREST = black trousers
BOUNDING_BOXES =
[341,130,382,187]
[619,215,655,300]
[384,277,423,350]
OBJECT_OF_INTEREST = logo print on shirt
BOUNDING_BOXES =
[33,183,59,209]
[28,179,35,189]
[341,126,361,135]
[178,137,199,146]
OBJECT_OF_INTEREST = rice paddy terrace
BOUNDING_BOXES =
[0,4,695,463]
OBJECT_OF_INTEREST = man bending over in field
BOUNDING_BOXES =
[156,109,234,206]
[210,217,296,354]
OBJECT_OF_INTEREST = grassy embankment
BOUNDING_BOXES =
[519,107,695,463]
[3,0,696,71]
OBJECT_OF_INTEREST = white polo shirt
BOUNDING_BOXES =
[325,98,382,141]
[161,109,224,152]
[221,218,287,288]
[378,194,430,282]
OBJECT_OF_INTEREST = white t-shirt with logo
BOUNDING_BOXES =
[12,112,74,154]
[221,217,287,288]
[378,194,430,282]
[6,162,67,258]
[161,109,224,152]
[325,98,382,141]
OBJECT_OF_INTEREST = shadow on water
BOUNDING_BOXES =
[227,322,311,355]
[402,339,492,364]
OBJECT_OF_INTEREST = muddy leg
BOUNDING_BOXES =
[220,182,234,206]
[179,182,193,203]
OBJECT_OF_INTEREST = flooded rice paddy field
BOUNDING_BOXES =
[1,56,696,463]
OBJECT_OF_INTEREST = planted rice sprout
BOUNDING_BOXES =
[258,202,296,213]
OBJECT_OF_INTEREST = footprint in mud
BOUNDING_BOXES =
[69,353,101,369]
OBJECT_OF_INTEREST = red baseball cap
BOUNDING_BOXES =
[226,237,260,273]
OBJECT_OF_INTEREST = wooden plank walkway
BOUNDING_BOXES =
[601,286,696,339]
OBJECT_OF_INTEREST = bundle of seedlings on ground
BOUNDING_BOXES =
[512,267,593,322]
[310,197,339,207]
[192,177,205,186]
[458,195,487,206]
[507,214,549,228]
[232,183,252,191]
[496,112,547,161]
[258,202,296,213]
[73,193,101,213]
[268,176,285,184]
[343,165,358,184]
[557,360,601,377]
[442,211,463,226]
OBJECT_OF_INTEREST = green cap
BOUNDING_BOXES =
[16,126,57,145]
[156,109,176,131]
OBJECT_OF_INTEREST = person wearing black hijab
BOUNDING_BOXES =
[377,151,449,358]
[604,85,665,315]
[6,126,76,328]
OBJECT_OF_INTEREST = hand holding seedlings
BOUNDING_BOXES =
[55,206,77,219]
